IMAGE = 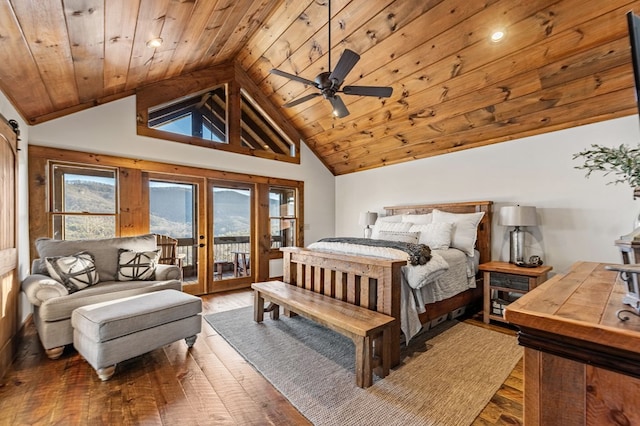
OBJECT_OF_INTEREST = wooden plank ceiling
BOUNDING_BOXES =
[0,0,639,175]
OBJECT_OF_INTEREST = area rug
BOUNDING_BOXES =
[205,307,522,426]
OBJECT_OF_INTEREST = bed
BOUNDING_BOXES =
[280,200,492,367]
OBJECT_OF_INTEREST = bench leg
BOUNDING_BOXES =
[263,302,280,320]
[354,335,373,388]
[382,327,390,376]
[269,303,280,320]
[254,290,265,323]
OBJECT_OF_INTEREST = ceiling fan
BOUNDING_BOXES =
[269,1,393,118]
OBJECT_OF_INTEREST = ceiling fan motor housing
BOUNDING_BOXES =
[315,72,339,99]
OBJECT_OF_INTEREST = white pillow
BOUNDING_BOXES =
[378,230,420,244]
[409,223,453,249]
[377,214,403,223]
[371,221,413,239]
[432,209,485,256]
[402,213,432,224]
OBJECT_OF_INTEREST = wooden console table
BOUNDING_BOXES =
[504,261,640,426]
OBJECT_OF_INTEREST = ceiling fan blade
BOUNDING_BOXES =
[343,85,393,98]
[328,49,360,87]
[270,68,317,87]
[329,95,349,118]
[283,93,321,108]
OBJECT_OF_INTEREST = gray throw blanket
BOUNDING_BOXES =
[317,237,431,265]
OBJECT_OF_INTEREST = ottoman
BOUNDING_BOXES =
[71,289,202,380]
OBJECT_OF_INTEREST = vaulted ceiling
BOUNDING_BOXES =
[0,0,639,175]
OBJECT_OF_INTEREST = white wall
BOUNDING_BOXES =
[28,96,336,248]
[336,115,640,275]
[0,92,31,323]
[15,91,640,278]
[26,95,334,283]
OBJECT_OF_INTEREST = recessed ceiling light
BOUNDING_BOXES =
[146,37,163,48]
[490,30,505,42]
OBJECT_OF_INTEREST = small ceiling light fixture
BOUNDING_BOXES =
[146,37,163,48]
[490,30,506,42]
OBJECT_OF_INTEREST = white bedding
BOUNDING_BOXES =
[306,241,478,342]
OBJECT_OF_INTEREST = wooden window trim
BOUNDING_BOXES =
[28,145,304,281]
[136,62,301,164]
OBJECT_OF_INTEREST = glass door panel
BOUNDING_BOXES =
[269,186,297,249]
[210,181,253,291]
[149,178,205,294]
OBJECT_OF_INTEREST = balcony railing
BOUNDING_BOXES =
[212,236,250,262]
[175,235,288,279]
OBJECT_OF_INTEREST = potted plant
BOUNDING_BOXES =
[573,143,640,197]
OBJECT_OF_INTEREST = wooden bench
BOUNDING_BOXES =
[251,280,395,388]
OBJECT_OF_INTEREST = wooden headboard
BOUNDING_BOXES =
[384,200,493,264]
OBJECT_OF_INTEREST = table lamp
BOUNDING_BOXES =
[359,211,378,238]
[499,205,538,264]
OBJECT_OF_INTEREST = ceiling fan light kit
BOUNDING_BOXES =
[269,0,392,118]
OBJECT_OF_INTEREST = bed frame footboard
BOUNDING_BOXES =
[281,247,405,367]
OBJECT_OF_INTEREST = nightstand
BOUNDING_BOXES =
[479,261,552,324]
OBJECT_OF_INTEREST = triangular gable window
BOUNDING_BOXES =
[149,85,227,143]
[136,63,300,164]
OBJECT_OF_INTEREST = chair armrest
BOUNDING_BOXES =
[21,274,69,306]
[155,264,181,281]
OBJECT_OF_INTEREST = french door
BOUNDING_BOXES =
[208,180,255,292]
[148,174,206,295]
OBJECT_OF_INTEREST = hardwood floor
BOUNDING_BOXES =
[0,289,523,425]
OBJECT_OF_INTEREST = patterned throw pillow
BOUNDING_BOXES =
[117,249,160,281]
[377,230,421,244]
[45,251,100,293]
[371,221,413,239]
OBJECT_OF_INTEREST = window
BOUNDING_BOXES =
[149,179,198,281]
[269,186,297,249]
[212,183,253,282]
[136,63,301,164]
[149,180,196,238]
[50,164,117,240]
[148,84,227,143]
[241,89,296,156]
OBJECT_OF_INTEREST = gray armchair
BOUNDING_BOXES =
[22,234,182,359]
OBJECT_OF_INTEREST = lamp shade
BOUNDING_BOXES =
[499,205,538,227]
[359,211,378,226]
